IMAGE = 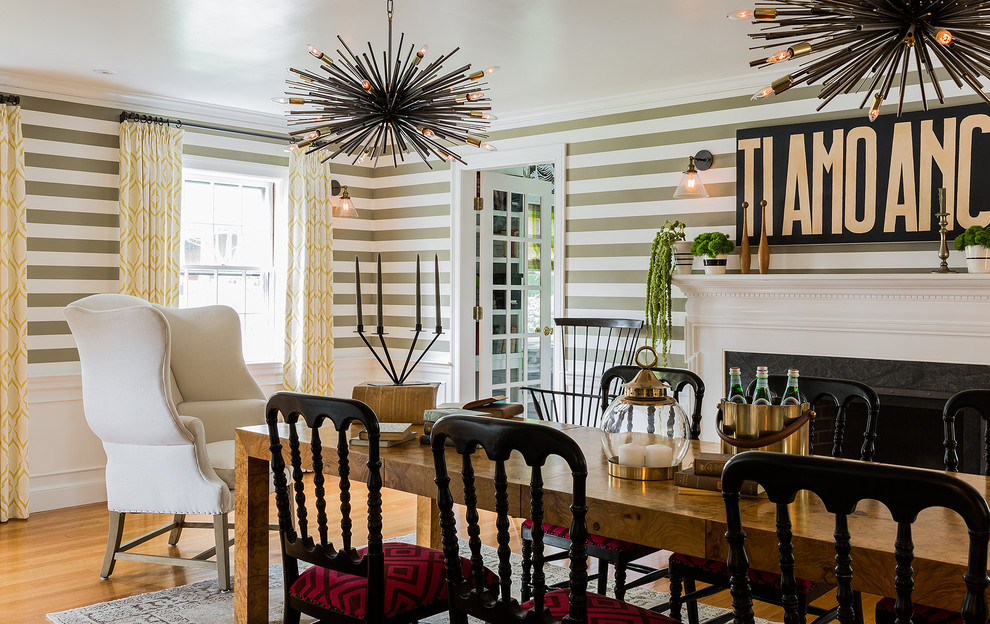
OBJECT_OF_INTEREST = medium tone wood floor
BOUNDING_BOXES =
[0,485,877,623]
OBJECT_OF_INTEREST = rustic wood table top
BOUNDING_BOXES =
[233,420,986,623]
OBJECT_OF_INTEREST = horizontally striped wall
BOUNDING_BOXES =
[368,84,984,372]
[18,93,368,370]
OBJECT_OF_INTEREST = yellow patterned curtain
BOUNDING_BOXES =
[0,102,29,521]
[118,121,183,306]
[283,151,334,394]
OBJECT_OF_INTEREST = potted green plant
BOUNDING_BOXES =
[691,231,735,274]
[645,220,686,364]
[954,225,990,273]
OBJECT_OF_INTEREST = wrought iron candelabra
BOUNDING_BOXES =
[356,253,443,385]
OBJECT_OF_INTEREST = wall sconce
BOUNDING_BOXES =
[331,179,359,218]
[673,150,713,199]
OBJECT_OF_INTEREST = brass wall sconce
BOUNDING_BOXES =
[673,150,713,199]
[330,179,358,218]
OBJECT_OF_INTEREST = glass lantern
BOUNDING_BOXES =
[601,346,690,480]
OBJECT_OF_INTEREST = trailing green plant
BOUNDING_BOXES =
[690,231,735,258]
[954,225,990,251]
[645,219,685,365]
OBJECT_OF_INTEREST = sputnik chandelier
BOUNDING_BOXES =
[276,0,498,168]
[734,1,990,121]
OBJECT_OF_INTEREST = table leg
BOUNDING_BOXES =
[235,434,269,624]
[416,495,442,549]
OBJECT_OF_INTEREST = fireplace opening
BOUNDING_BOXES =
[726,352,987,473]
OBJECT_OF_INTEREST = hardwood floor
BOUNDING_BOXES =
[0,486,876,623]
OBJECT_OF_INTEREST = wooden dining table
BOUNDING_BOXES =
[234,420,986,624]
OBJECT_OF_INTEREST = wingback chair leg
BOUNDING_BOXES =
[167,514,185,546]
[100,511,126,579]
[214,513,231,592]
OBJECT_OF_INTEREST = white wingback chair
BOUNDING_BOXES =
[64,293,267,590]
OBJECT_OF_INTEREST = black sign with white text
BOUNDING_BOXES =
[735,103,990,244]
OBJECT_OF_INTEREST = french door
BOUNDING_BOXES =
[475,171,554,410]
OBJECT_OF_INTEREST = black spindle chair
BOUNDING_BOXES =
[668,375,879,624]
[720,452,990,624]
[524,317,643,426]
[431,415,682,624]
[266,392,494,624]
[943,389,990,474]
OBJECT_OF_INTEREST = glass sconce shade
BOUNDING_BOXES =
[673,169,709,199]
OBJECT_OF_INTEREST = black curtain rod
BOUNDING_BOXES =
[0,93,21,106]
[119,111,292,143]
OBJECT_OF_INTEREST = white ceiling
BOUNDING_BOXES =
[0,0,760,123]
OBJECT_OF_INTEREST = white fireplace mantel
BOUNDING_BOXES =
[675,273,990,442]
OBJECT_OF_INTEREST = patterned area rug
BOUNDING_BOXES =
[47,536,765,624]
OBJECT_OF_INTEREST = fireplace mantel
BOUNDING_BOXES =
[675,273,990,441]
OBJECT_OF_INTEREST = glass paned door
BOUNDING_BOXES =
[477,171,553,412]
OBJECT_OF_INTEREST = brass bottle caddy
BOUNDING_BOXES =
[716,400,816,456]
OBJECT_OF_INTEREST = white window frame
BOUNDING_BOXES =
[181,155,289,366]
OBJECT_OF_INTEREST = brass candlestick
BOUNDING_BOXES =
[933,187,957,274]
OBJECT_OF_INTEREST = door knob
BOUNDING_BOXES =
[543,326,552,335]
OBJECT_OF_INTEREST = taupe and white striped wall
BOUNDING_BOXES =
[366,84,984,371]
[18,93,368,370]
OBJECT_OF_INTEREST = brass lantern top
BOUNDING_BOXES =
[619,346,675,406]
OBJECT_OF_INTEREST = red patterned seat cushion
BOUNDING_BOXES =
[669,553,819,594]
[521,519,642,552]
[289,541,496,618]
[520,589,681,624]
[876,597,971,624]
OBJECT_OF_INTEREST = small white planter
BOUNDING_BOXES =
[966,245,990,273]
[702,254,728,275]
[673,240,693,274]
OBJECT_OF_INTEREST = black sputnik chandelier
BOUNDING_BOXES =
[734,1,990,122]
[275,0,498,168]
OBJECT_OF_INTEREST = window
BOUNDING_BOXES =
[180,171,278,362]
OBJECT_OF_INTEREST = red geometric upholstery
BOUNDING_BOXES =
[669,553,820,594]
[290,541,496,618]
[875,597,972,624]
[521,589,681,624]
[522,519,640,552]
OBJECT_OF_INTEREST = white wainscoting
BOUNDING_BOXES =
[26,357,452,512]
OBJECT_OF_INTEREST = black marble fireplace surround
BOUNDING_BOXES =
[727,351,988,473]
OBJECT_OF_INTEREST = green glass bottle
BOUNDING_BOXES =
[781,368,802,405]
[751,366,773,405]
[728,367,747,403]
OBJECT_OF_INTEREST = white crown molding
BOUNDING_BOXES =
[492,73,771,131]
[0,70,289,134]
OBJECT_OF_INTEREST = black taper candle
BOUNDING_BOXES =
[434,254,441,333]
[415,254,421,328]
[355,256,364,331]
[377,253,384,332]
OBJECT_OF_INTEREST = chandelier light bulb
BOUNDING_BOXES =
[362,80,373,92]
[467,92,484,101]
[421,127,435,137]
[284,143,299,153]
[271,96,305,105]
[868,93,883,123]
[766,48,793,64]
[305,129,323,141]
[728,9,755,20]
[483,66,500,74]
[752,85,775,100]
[307,44,322,58]
[482,142,497,151]
[417,44,429,57]
[936,29,953,45]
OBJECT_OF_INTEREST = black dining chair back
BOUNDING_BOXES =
[431,415,590,624]
[600,365,705,440]
[268,392,462,624]
[525,317,643,426]
[943,388,990,474]
[744,375,880,461]
[723,452,990,624]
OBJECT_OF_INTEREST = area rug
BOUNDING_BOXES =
[48,535,764,624]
